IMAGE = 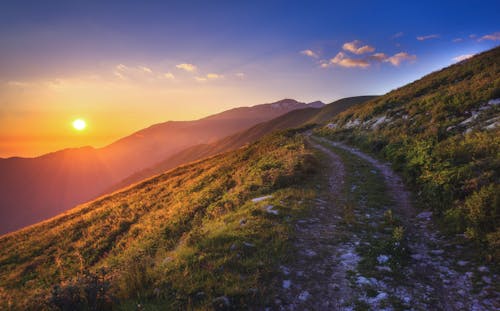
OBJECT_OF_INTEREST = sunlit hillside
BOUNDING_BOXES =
[317,46,500,258]
[0,130,320,310]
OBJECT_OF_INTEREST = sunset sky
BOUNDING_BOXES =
[1,0,499,157]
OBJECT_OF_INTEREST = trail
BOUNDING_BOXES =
[275,136,498,310]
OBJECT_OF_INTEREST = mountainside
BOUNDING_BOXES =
[107,96,374,193]
[0,130,319,310]
[317,46,500,258]
[0,99,322,234]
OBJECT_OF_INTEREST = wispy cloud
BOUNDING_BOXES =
[235,72,245,79]
[300,49,319,58]
[342,40,375,55]
[114,64,155,80]
[162,72,175,80]
[479,32,500,41]
[328,52,370,68]
[452,54,474,62]
[392,32,404,39]
[452,38,463,43]
[138,66,152,74]
[383,52,417,66]
[195,73,223,82]
[416,34,440,41]
[369,53,388,62]
[176,63,197,72]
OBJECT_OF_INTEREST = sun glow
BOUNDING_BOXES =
[72,118,87,131]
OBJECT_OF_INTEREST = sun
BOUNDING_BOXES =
[72,118,87,131]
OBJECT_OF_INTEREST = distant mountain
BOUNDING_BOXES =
[0,99,323,234]
[108,96,374,192]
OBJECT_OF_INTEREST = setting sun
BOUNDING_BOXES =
[72,119,86,131]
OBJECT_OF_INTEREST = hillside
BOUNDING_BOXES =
[109,96,375,193]
[0,99,322,234]
[0,130,320,310]
[317,46,500,258]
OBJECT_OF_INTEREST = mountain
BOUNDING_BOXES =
[0,99,324,234]
[317,46,500,256]
[107,96,375,193]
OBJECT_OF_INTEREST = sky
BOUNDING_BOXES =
[0,0,499,158]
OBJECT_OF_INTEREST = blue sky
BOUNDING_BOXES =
[0,0,499,156]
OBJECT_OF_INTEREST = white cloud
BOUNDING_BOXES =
[479,32,500,41]
[329,52,370,68]
[176,63,197,72]
[138,66,153,74]
[235,72,245,79]
[163,72,175,79]
[416,34,440,41]
[301,49,319,58]
[342,40,375,55]
[384,52,417,66]
[206,73,222,80]
[194,76,207,82]
[6,81,30,87]
[452,54,474,62]
[452,38,463,43]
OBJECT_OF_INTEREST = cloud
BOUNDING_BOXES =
[194,76,207,82]
[452,38,463,43]
[138,66,153,74]
[235,72,245,79]
[383,52,417,66]
[392,32,404,39]
[176,63,197,72]
[162,72,175,79]
[329,52,370,68]
[342,40,375,54]
[301,49,319,58]
[368,53,388,62]
[206,73,222,79]
[452,54,474,62]
[479,32,500,41]
[416,34,440,41]
[6,81,30,87]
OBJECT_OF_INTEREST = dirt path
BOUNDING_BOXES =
[274,137,498,310]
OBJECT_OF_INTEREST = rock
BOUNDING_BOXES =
[282,280,291,289]
[243,242,255,248]
[411,254,424,261]
[230,243,237,251]
[478,266,489,273]
[280,265,290,275]
[356,276,371,286]
[251,195,273,203]
[377,254,390,264]
[457,260,468,266]
[239,218,247,226]
[304,249,317,257]
[417,211,433,219]
[265,205,279,215]
[298,291,310,301]
[212,296,230,308]
[482,276,492,284]
[376,266,392,272]
[430,249,444,255]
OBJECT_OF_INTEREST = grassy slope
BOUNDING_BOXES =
[317,47,500,259]
[109,96,376,193]
[0,130,320,310]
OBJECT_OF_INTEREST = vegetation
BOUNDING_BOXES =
[0,130,320,310]
[317,46,500,260]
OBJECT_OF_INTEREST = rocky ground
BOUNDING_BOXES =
[273,136,499,310]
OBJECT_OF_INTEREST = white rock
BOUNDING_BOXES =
[305,249,317,257]
[478,266,489,273]
[377,254,390,264]
[282,280,291,289]
[356,276,371,285]
[251,195,273,203]
[265,205,279,215]
[417,211,433,219]
[430,249,444,255]
[457,260,468,266]
[298,291,310,301]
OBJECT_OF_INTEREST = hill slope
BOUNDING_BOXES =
[0,130,319,310]
[0,99,322,234]
[317,46,500,257]
[109,96,375,193]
